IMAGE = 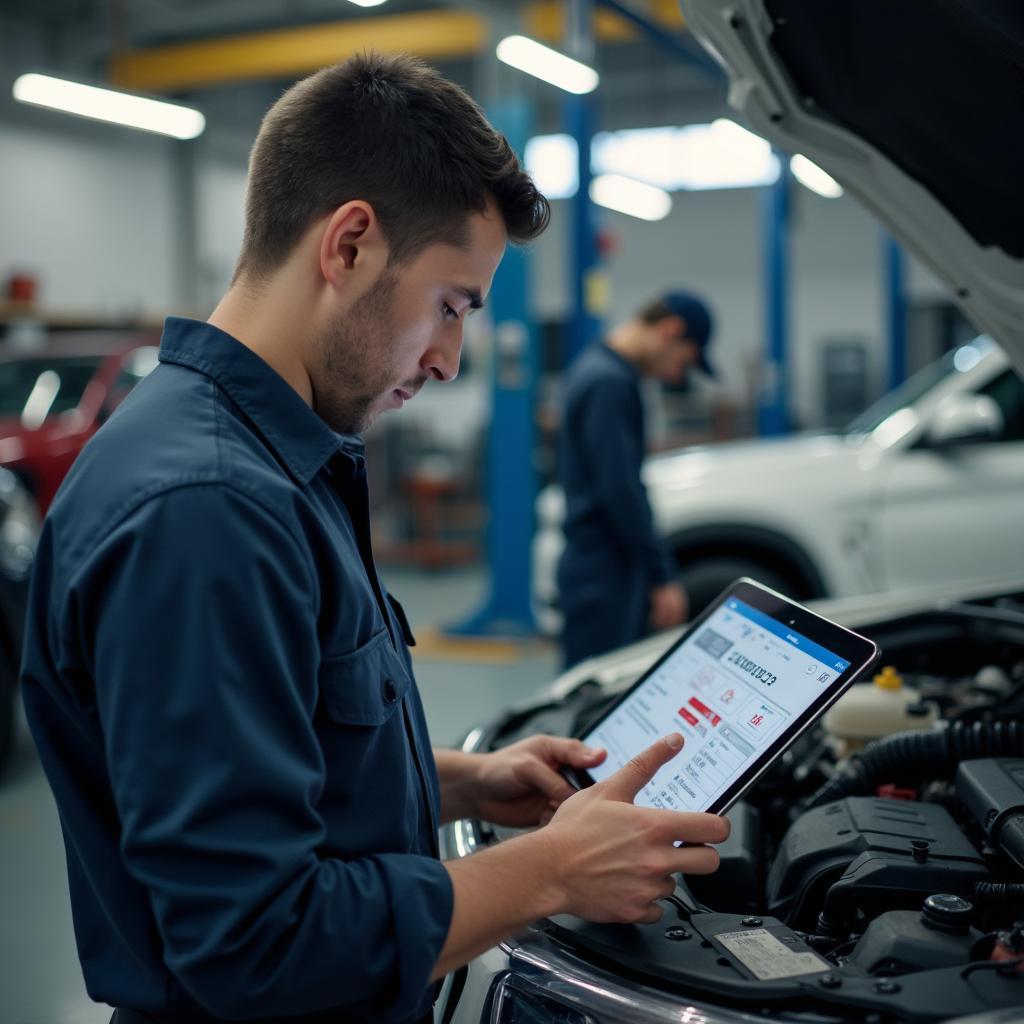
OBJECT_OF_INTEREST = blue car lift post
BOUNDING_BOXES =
[451,0,728,635]
[564,0,602,367]
[447,96,541,636]
[884,233,908,390]
[759,157,791,436]
[451,1,601,637]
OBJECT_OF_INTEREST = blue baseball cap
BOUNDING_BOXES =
[662,291,715,377]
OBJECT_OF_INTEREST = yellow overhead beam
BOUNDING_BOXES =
[527,0,685,41]
[110,2,689,94]
[110,10,486,93]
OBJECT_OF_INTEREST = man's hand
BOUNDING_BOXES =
[433,733,729,979]
[471,736,607,828]
[537,732,728,924]
[650,582,688,631]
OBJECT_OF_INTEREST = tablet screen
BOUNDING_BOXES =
[582,594,854,814]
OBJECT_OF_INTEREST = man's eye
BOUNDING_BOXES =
[442,302,459,320]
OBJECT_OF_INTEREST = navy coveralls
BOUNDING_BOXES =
[557,342,675,668]
[21,318,452,1023]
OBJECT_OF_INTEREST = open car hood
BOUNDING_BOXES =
[681,0,1024,376]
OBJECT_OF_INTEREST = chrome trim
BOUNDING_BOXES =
[494,933,772,1024]
[461,726,487,753]
[449,818,480,860]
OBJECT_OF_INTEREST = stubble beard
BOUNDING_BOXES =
[312,268,402,435]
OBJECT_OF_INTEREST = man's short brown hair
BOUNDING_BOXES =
[234,52,550,282]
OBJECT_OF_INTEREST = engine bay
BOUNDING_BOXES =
[464,590,1024,1021]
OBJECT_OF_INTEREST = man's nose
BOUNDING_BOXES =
[421,329,462,383]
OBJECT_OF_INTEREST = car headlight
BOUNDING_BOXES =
[491,973,597,1024]
[489,937,767,1024]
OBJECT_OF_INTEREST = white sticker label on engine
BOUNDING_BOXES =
[716,929,830,980]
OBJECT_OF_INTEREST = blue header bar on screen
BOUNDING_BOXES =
[727,598,851,672]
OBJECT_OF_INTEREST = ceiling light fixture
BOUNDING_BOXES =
[345,0,388,6]
[590,173,672,221]
[496,35,599,95]
[13,73,205,140]
[790,154,844,198]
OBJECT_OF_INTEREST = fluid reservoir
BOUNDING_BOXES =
[823,666,939,750]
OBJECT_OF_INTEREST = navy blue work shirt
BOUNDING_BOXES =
[557,343,675,665]
[559,342,674,586]
[21,317,453,1023]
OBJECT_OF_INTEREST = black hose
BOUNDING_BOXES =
[975,882,1024,905]
[805,719,1024,810]
[995,813,1024,873]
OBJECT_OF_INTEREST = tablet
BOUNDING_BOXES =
[564,579,880,816]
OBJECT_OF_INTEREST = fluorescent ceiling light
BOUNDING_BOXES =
[596,120,779,192]
[22,371,60,430]
[496,35,599,95]
[13,73,205,140]
[680,119,779,190]
[590,173,672,221]
[524,133,579,199]
[524,121,779,199]
[345,0,387,6]
[790,154,843,198]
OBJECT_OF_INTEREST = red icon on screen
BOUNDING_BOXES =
[721,688,735,705]
[689,696,721,727]
[749,713,765,728]
[679,707,700,727]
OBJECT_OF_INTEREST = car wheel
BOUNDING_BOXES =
[678,557,794,617]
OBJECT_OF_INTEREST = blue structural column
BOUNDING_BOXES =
[565,0,602,366]
[884,233,907,390]
[759,155,791,436]
[448,98,540,636]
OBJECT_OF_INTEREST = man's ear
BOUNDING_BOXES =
[661,314,687,342]
[319,201,387,289]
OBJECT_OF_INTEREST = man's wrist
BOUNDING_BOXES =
[501,827,569,919]
[434,748,486,822]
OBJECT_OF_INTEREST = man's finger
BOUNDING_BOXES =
[520,759,576,804]
[600,733,684,802]
[640,808,730,845]
[668,843,722,877]
[545,736,606,769]
[638,902,665,924]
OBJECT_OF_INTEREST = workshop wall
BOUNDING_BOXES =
[0,118,178,319]
[0,81,952,431]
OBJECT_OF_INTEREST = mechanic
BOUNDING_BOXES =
[558,291,716,668]
[20,55,728,1024]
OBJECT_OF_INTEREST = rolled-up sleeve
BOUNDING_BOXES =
[73,482,453,1021]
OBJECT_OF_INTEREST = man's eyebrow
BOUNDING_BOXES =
[453,286,484,310]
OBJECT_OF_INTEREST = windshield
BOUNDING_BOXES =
[0,356,102,421]
[844,338,995,435]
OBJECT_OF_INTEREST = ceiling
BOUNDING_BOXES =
[1,0,727,135]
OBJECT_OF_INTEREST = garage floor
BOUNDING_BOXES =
[0,566,558,1024]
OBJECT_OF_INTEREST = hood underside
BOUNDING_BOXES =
[682,0,1024,374]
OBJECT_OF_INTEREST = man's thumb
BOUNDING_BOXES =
[601,733,684,802]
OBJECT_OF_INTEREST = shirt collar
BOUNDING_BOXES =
[158,316,363,486]
[599,340,642,379]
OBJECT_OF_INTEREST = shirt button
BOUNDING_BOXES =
[382,679,398,704]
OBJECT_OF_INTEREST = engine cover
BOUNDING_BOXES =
[766,797,988,930]
[686,800,762,913]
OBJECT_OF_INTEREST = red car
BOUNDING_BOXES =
[0,334,160,515]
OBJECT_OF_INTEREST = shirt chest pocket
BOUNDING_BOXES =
[319,628,411,725]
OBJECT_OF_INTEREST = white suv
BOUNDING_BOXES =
[534,337,1024,630]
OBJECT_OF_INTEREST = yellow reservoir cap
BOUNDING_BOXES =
[874,665,904,690]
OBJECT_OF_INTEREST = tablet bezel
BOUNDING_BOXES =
[565,578,881,815]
